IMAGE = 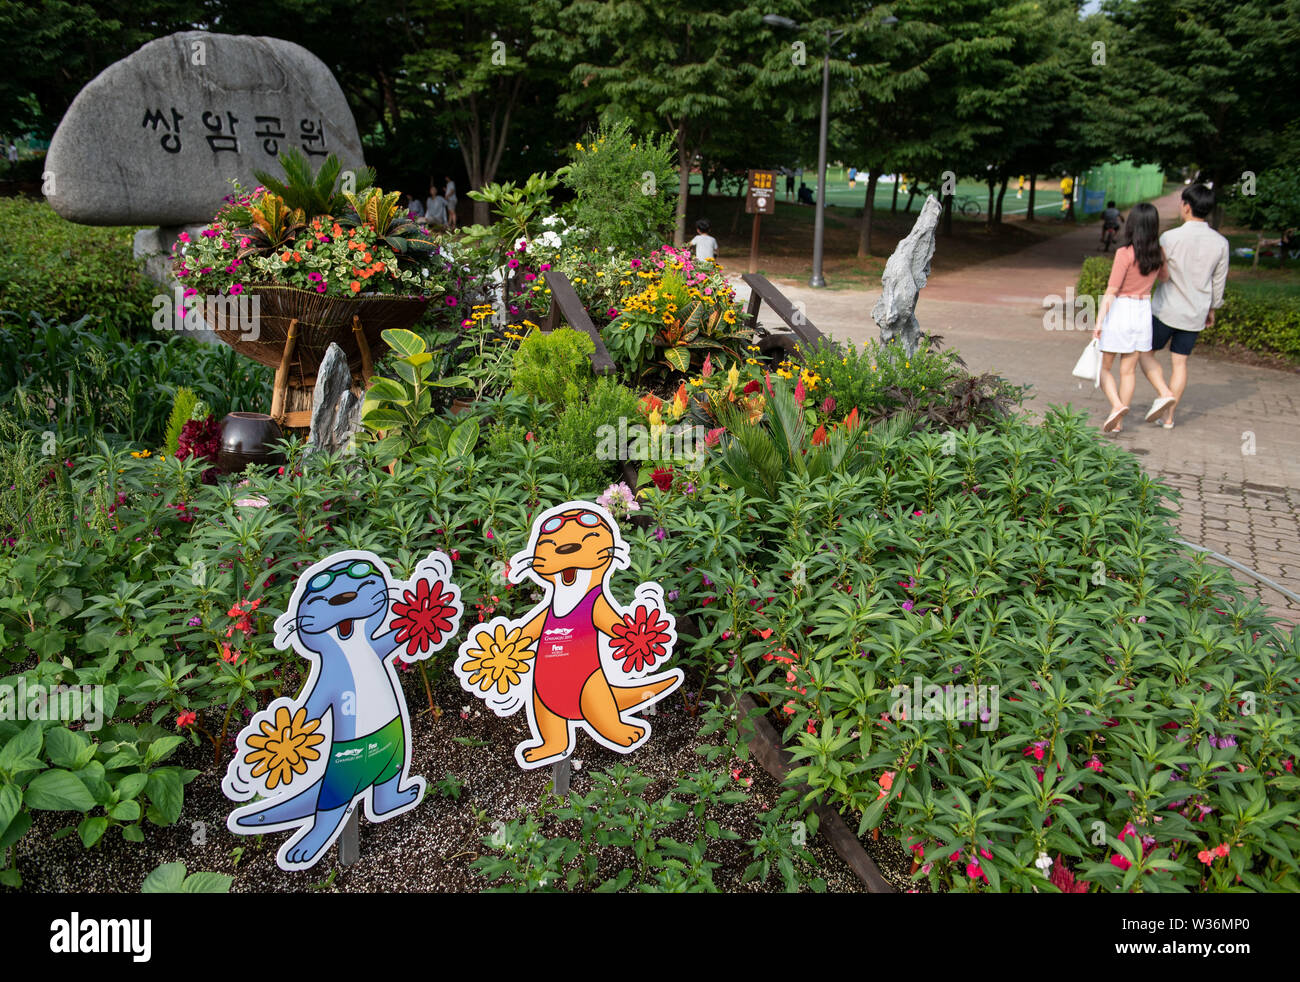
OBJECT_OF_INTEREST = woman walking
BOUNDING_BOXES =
[1092,202,1177,432]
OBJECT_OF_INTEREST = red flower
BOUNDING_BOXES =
[609,604,672,673]
[652,467,674,492]
[176,711,197,729]
[705,427,725,447]
[811,424,828,446]
[743,380,760,394]
[1049,855,1090,892]
[391,578,458,655]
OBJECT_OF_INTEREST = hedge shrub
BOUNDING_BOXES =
[0,197,157,338]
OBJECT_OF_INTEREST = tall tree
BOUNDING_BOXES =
[534,0,775,245]
[0,0,207,137]
[1090,0,1300,189]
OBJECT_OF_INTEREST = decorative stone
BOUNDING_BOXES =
[45,30,365,226]
[872,194,943,358]
[308,343,362,455]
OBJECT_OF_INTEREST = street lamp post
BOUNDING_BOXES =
[810,29,833,287]
[764,13,896,289]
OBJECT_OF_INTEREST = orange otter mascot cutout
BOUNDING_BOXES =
[453,500,683,769]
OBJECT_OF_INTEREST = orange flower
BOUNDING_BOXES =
[292,252,302,262]
[350,280,361,293]
[363,252,373,262]
[811,424,828,446]
[876,770,896,800]
[843,407,862,430]
[280,251,291,262]
[671,381,688,417]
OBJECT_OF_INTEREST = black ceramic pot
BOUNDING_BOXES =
[218,412,286,475]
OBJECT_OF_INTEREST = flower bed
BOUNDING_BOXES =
[2,381,1294,891]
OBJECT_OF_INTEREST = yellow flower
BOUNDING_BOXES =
[130,449,151,458]
[462,623,534,695]
[244,706,326,791]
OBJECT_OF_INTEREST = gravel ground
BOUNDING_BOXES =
[10,670,868,893]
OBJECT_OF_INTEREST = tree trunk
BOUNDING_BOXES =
[985,179,995,228]
[674,128,691,247]
[994,173,1009,224]
[1026,173,1036,222]
[942,193,954,237]
[857,170,880,258]
[891,176,899,213]
[906,187,917,213]
[1065,175,1077,222]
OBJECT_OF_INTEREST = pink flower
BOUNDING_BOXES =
[1086,755,1103,773]
[1110,854,1132,871]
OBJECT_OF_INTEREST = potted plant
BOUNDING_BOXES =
[172,150,447,429]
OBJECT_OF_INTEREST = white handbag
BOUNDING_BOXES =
[1072,338,1101,388]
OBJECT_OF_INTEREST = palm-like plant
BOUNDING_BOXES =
[233,192,308,260]
[338,188,438,269]
[712,380,915,500]
[253,148,375,217]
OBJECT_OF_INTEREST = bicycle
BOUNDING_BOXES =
[1099,223,1119,252]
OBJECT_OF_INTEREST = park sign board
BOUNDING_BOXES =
[746,169,777,214]
[45,31,366,227]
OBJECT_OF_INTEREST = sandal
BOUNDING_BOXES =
[1145,395,1176,423]
[1103,406,1129,433]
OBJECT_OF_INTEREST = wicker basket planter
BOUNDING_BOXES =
[208,285,430,431]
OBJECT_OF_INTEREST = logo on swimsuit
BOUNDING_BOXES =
[545,627,575,639]
[336,748,363,759]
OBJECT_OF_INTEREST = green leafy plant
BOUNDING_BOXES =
[561,120,678,253]
[511,326,594,405]
[461,171,566,262]
[471,766,748,892]
[141,860,233,893]
[252,148,376,218]
[360,328,473,465]
[548,376,640,492]
[162,387,199,458]
[0,197,157,339]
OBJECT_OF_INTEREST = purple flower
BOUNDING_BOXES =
[902,600,915,612]
[187,616,202,627]
[667,590,679,602]
[655,527,665,541]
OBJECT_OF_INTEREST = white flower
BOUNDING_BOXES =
[542,214,560,227]
[1035,852,1053,873]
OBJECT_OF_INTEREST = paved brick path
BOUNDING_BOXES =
[733,192,1300,624]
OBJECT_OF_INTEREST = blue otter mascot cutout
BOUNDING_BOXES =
[223,549,463,871]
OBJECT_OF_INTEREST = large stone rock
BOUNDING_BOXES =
[308,343,362,455]
[46,31,365,227]
[872,194,943,358]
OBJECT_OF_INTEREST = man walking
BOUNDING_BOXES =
[1139,184,1229,428]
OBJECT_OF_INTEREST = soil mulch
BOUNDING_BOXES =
[10,670,881,894]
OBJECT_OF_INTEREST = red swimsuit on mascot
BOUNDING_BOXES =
[534,586,602,720]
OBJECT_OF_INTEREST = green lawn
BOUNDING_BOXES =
[691,167,1075,221]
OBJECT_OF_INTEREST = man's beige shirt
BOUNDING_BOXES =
[1152,220,1229,332]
